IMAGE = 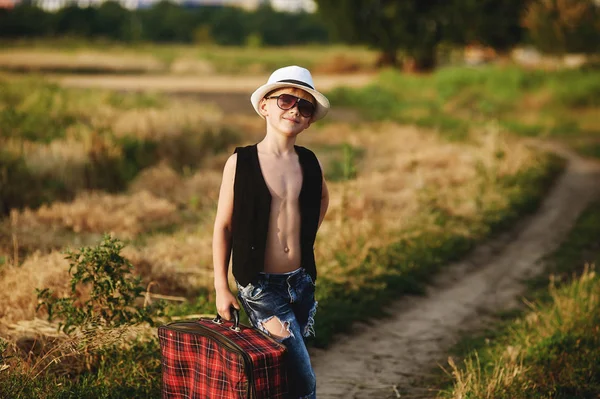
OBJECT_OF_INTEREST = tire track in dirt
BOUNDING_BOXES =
[310,140,600,398]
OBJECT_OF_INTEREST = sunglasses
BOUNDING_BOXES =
[265,93,316,118]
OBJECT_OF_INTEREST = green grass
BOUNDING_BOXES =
[0,77,165,143]
[327,65,600,157]
[0,339,163,399]
[438,200,600,399]
[575,141,600,159]
[312,153,563,347]
[314,142,364,182]
[0,77,241,214]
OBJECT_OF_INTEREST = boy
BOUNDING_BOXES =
[212,65,330,399]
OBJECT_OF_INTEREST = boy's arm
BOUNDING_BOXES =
[318,160,329,229]
[213,153,239,320]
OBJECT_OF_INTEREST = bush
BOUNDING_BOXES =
[37,235,165,334]
[0,79,76,143]
[0,151,69,215]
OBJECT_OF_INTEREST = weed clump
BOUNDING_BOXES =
[36,234,165,334]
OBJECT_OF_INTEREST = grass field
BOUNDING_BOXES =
[0,40,378,75]
[0,51,571,397]
[328,65,600,159]
[439,200,600,398]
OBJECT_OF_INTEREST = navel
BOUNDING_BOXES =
[284,246,290,253]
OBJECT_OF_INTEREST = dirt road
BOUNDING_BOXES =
[310,141,600,398]
[54,73,377,94]
[52,72,375,118]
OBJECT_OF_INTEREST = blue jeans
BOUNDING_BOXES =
[237,267,318,399]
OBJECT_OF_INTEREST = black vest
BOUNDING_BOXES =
[232,144,322,287]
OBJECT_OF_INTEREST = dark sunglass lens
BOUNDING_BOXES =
[298,99,315,118]
[277,94,297,109]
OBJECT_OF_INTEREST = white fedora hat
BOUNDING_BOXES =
[251,65,330,121]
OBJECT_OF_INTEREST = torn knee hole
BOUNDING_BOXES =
[261,317,291,340]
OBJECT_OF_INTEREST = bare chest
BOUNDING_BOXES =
[258,155,303,200]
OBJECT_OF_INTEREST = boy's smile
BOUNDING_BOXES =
[260,87,316,137]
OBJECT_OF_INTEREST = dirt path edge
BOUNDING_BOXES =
[310,140,600,399]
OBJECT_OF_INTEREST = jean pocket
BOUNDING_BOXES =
[239,281,265,299]
[303,271,316,288]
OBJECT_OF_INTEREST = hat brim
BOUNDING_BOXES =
[251,82,330,122]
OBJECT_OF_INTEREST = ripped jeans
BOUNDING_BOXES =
[236,267,318,399]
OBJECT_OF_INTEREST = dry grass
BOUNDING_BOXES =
[442,266,599,398]
[0,318,157,381]
[310,122,537,279]
[129,163,223,208]
[123,232,216,297]
[15,191,179,238]
[0,251,70,327]
[1,120,542,332]
[109,101,223,140]
[0,115,550,397]
[445,349,528,399]
[2,120,536,324]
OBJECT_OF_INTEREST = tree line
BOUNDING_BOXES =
[0,2,329,45]
[1,0,599,68]
[315,0,600,69]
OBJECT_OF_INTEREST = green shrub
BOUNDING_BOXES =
[0,150,69,215]
[0,79,77,143]
[37,235,165,334]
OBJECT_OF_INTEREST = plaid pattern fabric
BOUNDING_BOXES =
[158,318,288,399]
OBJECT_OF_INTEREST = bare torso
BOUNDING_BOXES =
[257,147,303,273]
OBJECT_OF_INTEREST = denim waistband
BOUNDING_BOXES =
[257,267,304,284]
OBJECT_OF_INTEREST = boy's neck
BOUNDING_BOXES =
[258,133,297,156]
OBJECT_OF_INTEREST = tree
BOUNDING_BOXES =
[316,0,446,70]
[208,6,249,45]
[444,0,529,52]
[54,5,97,37]
[0,4,52,37]
[249,4,328,46]
[94,1,141,42]
[138,1,195,42]
[315,0,529,70]
[523,0,600,54]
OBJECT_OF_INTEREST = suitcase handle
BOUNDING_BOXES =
[213,307,241,332]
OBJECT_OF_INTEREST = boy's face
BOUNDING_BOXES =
[259,87,316,137]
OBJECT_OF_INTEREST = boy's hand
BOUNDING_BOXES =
[216,289,240,321]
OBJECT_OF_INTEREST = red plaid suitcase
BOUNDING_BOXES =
[158,310,288,399]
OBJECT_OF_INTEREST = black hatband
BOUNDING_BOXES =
[277,79,314,90]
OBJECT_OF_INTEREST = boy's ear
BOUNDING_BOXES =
[259,98,269,117]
